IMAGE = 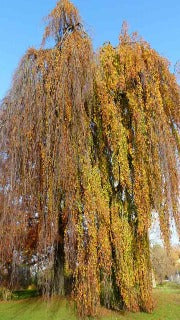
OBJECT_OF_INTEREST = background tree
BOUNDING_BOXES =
[151,244,177,284]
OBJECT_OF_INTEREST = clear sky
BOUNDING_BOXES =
[1,0,180,100]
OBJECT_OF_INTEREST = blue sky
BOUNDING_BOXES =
[0,0,180,99]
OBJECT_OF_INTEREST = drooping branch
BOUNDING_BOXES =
[0,1,180,318]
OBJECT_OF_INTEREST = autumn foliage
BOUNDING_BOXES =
[0,0,180,317]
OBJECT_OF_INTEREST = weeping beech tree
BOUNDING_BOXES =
[0,0,180,317]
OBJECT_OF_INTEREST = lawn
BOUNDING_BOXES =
[0,283,179,320]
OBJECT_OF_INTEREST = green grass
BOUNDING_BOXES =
[0,283,179,320]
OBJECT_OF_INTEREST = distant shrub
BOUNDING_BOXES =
[0,287,12,301]
[27,284,37,291]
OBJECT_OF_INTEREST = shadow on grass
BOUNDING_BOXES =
[1,295,77,320]
[12,290,39,300]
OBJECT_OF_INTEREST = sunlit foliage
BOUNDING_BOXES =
[0,1,179,318]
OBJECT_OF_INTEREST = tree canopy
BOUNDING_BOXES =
[0,0,179,318]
